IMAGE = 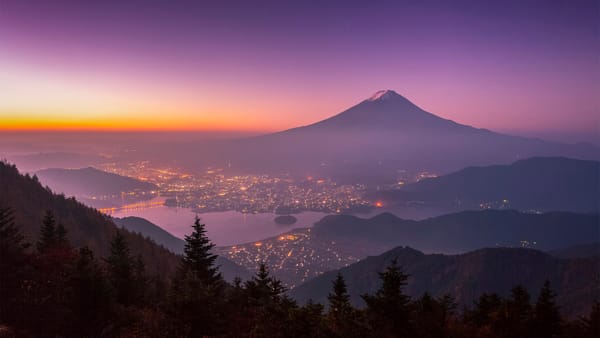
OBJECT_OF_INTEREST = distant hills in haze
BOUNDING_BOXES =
[369,157,600,213]
[289,246,599,317]
[204,90,599,183]
[36,167,158,208]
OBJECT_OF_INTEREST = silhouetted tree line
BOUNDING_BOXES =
[1,207,598,337]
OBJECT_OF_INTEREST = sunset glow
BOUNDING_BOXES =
[0,0,598,136]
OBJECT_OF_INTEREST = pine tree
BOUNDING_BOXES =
[533,280,562,338]
[244,264,294,337]
[470,293,503,327]
[37,210,57,252]
[69,247,110,336]
[413,292,457,337]
[328,273,352,331]
[180,217,222,285]
[579,300,600,337]
[168,217,225,336]
[502,285,532,337]
[132,254,147,304]
[0,206,29,326]
[105,231,134,305]
[0,206,28,253]
[55,223,70,248]
[327,272,369,337]
[362,259,413,337]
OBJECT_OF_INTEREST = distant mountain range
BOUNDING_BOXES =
[369,157,600,213]
[113,216,252,281]
[36,167,158,208]
[197,90,599,183]
[289,246,600,317]
[217,209,599,287]
[3,152,107,173]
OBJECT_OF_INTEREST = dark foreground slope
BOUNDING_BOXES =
[290,247,600,317]
[0,161,177,276]
[0,161,249,281]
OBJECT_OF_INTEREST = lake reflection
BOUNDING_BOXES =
[111,206,329,246]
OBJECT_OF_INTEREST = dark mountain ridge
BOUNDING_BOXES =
[290,246,600,317]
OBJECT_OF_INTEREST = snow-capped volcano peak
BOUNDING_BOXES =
[367,89,397,101]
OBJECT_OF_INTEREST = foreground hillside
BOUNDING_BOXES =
[0,161,177,276]
[290,247,600,317]
[370,157,600,213]
[0,161,249,281]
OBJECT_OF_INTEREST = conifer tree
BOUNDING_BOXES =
[0,206,27,254]
[180,217,222,285]
[55,223,70,248]
[70,247,110,336]
[244,263,293,337]
[362,259,413,337]
[37,210,57,252]
[328,273,352,328]
[105,231,134,305]
[533,280,562,338]
[327,272,366,337]
[579,300,600,337]
[502,285,532,337]
[470,293,503,327]
[0,206,29,326]
[168,218,225,336]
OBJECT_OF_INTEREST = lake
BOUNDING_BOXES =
[111,205,330,246]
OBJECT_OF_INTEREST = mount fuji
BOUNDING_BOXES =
[201,90,600,183]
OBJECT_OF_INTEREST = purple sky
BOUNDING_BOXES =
[0,0,598,139]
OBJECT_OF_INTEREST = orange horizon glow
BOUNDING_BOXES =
[0,112,283,132]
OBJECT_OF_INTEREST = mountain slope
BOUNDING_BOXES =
[370,157,600,213]
[289,247,600,317]
[206,90,599,183]
[0,161,250,282]
[0,161,176,277]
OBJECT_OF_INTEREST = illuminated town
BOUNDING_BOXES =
[98,160,376,215]
[215,228,367,287]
